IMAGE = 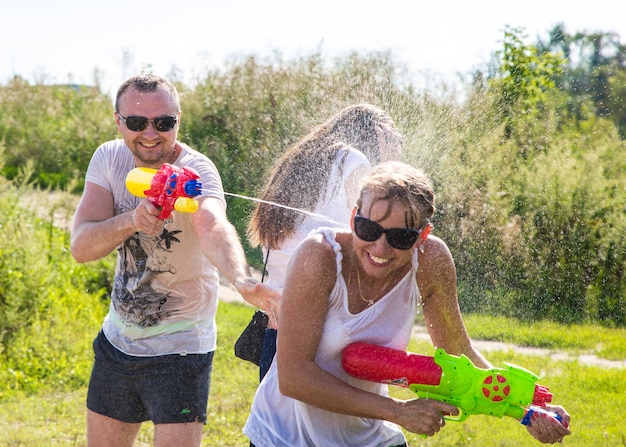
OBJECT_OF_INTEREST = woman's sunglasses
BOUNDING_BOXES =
[118,113,178,132]
[353,214,422,250]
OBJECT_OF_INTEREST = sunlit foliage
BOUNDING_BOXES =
[0,25,624,354]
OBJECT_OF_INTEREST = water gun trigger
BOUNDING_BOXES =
[443,408,466,423]
[407,387,469,422]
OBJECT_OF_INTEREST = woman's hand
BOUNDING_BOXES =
[525,405,571,444]
[393,398,458,437]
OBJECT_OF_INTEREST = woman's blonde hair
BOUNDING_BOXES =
[357,161,435,231]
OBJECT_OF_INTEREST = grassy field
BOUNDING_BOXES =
[1,302,625,446]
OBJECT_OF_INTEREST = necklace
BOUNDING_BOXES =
[351,251,394,307]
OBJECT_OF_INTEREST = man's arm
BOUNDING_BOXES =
[70,182,163,263]
[192,196,280,322]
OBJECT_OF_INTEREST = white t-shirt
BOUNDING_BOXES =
[264,145,370,291]
[244,228,420,447]
[85,139,224,356]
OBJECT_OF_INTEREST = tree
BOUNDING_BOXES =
[537,25,626,137]
[491,26,565,142]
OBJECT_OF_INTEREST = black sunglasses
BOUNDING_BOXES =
[118,113,178,132]
[353,214,421,250]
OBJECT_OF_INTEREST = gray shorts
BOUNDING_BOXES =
[87,330,214,424]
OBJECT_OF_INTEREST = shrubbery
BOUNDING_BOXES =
[0,77,116,191]
[180,50,423,261]
[0,176,112,396]
[432,31,626,325]
[0,26,624,391]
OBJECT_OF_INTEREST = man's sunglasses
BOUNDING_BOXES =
[118,113,178,132]
[353,214,422,250]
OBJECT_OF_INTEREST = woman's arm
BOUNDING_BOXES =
[418,236,572,443]
[417,235,491,368]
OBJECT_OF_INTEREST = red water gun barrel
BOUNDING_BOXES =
[341,342,443,387]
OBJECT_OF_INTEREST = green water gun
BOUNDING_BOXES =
[342,342,562,425]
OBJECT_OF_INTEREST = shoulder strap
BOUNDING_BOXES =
[261,249,270,283]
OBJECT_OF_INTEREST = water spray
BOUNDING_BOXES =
[223,192,346,227]
[125,163,346,227]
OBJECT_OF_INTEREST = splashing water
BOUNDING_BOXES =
[222,191,348,228]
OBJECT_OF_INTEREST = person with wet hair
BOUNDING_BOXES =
[70,74,280,447]
[246,103,403,379]
[244,162,571,446]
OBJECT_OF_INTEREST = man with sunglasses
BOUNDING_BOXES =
[244,161,571,446]
[71,74,280,447]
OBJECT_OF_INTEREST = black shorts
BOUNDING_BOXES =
[87,330,214,424]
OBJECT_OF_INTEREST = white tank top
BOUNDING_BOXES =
[244,228,420,447]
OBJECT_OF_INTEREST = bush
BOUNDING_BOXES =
[0,77,117,191]
[181,50,424,266]
[0,182,112,397]
[432,37,626,325]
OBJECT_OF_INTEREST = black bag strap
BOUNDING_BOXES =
[261,249,270,283]
[253,249,270,312]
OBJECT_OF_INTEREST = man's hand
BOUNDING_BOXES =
[235,278,282,328]
[131,199,165,236]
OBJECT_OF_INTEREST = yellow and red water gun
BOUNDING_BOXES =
[125,163,202,219]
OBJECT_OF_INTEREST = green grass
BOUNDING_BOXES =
[462,314,626,361]
[1,302,626,446]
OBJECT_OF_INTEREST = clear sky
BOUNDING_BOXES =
[2,0,625,96]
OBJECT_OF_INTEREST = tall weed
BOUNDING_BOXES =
[0,183,111,397]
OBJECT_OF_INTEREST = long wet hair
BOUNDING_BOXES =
[247,104,399,249]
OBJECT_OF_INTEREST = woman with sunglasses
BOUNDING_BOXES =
[246,103,403,379]
[244,161,571,446]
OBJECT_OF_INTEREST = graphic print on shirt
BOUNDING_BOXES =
[113,220,182,328]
